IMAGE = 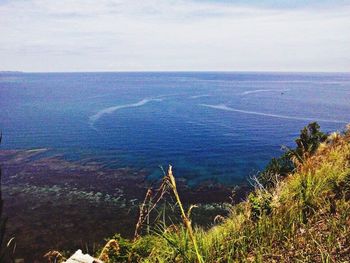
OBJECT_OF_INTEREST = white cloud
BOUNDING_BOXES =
[0,0,349,72]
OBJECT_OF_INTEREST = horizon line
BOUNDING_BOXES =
[1,70,349,74]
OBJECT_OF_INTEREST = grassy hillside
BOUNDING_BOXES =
[95,123,350,262]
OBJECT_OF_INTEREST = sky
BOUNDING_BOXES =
[0,0,349,72]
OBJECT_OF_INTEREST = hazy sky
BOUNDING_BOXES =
[0,0,349,72]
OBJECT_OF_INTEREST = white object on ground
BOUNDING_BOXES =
[64,249,103,263]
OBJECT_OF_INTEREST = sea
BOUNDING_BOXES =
[1,72,349,186]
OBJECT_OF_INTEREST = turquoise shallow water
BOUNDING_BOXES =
[1,72,349,185]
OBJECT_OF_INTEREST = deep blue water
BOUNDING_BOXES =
[1,72,349,185]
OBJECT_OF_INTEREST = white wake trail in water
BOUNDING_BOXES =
[89,98,163,129]
[189,94,211,99]
[200,104,348,124]
[241,89,290,95]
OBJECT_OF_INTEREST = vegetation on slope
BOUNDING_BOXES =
[41,122,343,263]
[0,133,16,263]
[94,123,350,263]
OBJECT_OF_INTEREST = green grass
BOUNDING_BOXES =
[98,126,350,262]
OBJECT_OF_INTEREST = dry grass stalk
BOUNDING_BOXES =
[135,166,204,262]
[214,215,225,224]
[98,239,119,262]
[165,165,204,263]
[133,176,171,239]
[134,188,153,239]
[43,250,64,263]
